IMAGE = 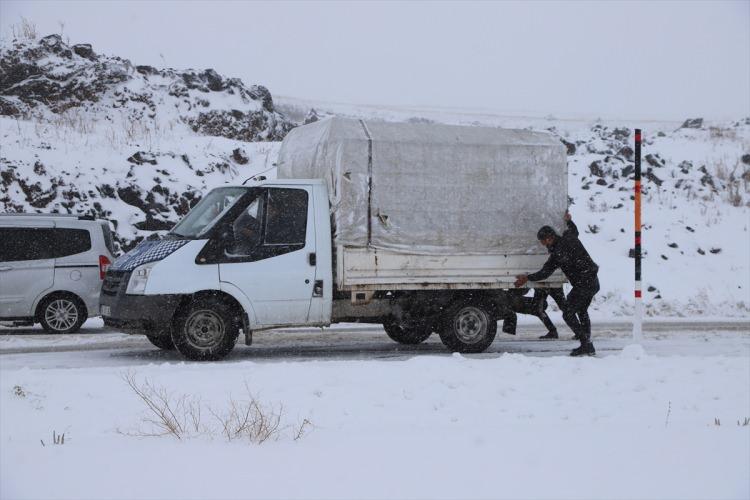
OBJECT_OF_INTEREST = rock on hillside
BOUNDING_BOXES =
[0,34,293,141]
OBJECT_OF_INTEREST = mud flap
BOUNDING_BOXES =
[242,312,252,346]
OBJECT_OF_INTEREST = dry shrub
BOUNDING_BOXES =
[209,382,282,444]
[709,127,736,140]
[40,430,65,447]
[121,371,311,444]
[122,371,205,439]
[11,17,37,40]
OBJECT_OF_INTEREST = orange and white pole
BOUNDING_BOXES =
[633,128,643,341]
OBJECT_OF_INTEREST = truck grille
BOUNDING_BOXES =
[102,270,130,296]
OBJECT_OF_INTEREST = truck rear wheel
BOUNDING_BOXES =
[439,301,496,353]
[383,320,432,345]
[171,298,238,361]
[145,333,175,350]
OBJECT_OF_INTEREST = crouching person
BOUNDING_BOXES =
[502,288,565,339]
[515,212,600,356]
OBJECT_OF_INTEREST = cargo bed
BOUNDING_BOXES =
[337,246,566,291]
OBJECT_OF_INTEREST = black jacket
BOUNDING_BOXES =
[527,220,599,288]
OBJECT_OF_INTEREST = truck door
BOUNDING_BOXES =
[219,186,316,326]
[0,224,56,318]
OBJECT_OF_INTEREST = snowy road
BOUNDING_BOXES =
[2,319,748,500]
[1,319,747,366]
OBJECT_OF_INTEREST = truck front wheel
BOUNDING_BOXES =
[383,320,432,345]
[439,301,496,353]
[171,298,238,361]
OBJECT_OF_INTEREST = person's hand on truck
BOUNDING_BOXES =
[564,211,572,222]
[514,274,529,288]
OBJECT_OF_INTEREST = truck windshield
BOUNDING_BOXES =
[169,187,248,238]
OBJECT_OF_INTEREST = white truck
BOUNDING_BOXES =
[101,118,567,360]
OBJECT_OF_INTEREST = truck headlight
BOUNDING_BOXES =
[126,262,156,295]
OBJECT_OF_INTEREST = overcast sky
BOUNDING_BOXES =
[1,0,748,120]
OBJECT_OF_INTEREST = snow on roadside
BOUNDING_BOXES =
[1,348,748,500]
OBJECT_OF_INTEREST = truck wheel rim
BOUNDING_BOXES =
[185,310,225,349]
[453,307,487,344]
[45,299,78,331]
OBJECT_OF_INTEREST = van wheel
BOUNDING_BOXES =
[145,333,175,350]
[383,320,432,345]
[38,295,87,334]
[171,298,238,361]
[438,301,496,353]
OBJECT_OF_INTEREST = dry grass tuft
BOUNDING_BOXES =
[120,371,312,444]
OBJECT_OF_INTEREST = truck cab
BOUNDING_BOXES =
[103,119,569,361]
[101,180,333,359]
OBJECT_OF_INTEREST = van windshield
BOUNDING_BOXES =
[169,187,249,238]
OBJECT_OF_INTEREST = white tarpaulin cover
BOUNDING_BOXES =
[277,117,567,255]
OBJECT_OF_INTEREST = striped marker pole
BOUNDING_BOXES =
[633,128,643,341]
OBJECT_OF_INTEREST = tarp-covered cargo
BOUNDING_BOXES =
[277,117,567,255]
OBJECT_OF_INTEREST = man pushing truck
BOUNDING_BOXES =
[515,212,600,356]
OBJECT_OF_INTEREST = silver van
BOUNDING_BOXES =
[0,214,116,333]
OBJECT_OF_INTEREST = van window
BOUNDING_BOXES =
[55,229,92,257]
[264,188,308,245]
[101,223,116,255]
[0,228,56,261]
[0,228,92,262]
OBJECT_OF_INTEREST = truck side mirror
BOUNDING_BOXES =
[218,226,235,245]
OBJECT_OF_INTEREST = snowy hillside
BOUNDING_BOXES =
[1,34,290,246]
[1,34,749,318]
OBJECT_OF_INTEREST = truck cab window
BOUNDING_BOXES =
[264,188,308,245]
[222,188,308,260]
[230,197,264,254]
[170,186,248,238]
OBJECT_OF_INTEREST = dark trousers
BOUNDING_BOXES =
[503,288,565,334]
[561,278,600,344]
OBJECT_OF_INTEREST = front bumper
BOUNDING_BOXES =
[100,270,182,335]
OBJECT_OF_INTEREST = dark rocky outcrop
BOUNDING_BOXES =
[560,138,576,155]
[589,161,606,178]
[187,109,292,142]
[127,151,158,165]
[72,43,95,60]
[680,118,703,129]
[232,148,249,164]
[304,108,320,125]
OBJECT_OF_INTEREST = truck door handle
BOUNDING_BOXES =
[0,267,11,271]
[308,253,316,266]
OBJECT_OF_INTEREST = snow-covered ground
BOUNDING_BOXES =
[1,321,749,500]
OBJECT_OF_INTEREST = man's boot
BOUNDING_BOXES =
[539,329,558,340]
[570,341,595,357]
